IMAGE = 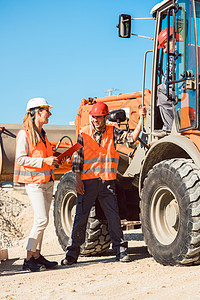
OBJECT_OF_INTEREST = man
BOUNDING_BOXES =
[157,27,183,133]
[61,102,146,265]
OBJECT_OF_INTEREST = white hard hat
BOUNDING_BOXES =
[26,97,53,112]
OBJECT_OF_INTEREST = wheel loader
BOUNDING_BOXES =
[1,0,199,266]
[54,0,200,266]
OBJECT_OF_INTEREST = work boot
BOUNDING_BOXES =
[61,256,77,266]
[35,255,58,269]
[116,252,132,263]
[23,256,46,272]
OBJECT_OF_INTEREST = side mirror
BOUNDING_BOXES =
[117,14,131,38]
[108,109,127,123]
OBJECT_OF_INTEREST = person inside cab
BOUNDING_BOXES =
[157,27,183,134]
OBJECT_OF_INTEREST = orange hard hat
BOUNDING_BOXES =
[89,102,109,116]
[158,27,183,49]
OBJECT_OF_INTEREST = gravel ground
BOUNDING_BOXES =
[0,188,26,249]
[0,189,200,300]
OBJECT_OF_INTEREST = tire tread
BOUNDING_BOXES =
[141,158,200,266]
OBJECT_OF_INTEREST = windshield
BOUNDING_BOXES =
[173,0,199,131]
[195,0,200,66]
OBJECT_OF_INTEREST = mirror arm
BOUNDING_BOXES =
[131,18,153,20]
[130,17,154,40]
[131,33,153,40]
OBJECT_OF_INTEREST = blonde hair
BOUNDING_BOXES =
[23,111,41,148]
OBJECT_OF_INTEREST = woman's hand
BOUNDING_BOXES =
[43,156,58,166]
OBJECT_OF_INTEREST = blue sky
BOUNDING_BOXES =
[0,0,159,125]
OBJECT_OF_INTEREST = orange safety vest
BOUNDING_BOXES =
[81,125,119,181]
[13,129,55,184]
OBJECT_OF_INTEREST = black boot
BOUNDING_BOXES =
[116,252,132,262]
[23,256,46,272]
[35,255,58,269]
[61,256,77,266]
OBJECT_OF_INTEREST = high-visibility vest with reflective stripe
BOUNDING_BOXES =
[81,125,119,180]
[13,129,55,184]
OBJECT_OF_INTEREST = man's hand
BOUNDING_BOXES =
[132,106,147,142]
[138,106,147,118]
[59,157,70,166]
[76,173,85,194]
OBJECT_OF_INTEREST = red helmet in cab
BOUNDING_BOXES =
[189,107,196,120]
[158,27,183,49]
[89,102,109,116]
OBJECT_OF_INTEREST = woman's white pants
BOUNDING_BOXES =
[25,181,54,252]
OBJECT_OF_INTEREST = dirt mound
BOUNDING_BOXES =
[0,188,27,249]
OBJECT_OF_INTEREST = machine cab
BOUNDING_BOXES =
[152,0,200,134]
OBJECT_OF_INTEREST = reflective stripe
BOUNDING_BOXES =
[83,157,119,164]
[100,158,119,163]
[14,170,52,177]
[82,167,100,174]
[82,167,117,174]
[100,168,118,173]
[84,158,99,164]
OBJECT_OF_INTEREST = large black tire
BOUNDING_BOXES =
[141,158,200,266]
[53,172,111,256]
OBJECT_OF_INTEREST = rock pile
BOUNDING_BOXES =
[0,188,26,249]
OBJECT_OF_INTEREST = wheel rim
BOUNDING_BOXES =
[150,186,180,245]
[60,191,76,236]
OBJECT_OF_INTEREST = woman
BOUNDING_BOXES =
[14,97,59,272]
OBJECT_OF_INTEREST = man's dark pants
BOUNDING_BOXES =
[65,178,127,260]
